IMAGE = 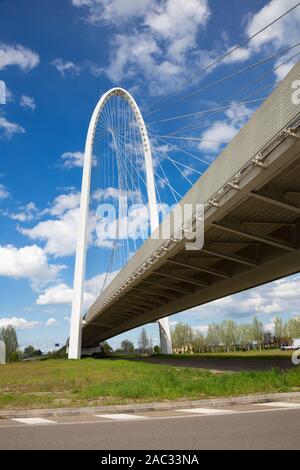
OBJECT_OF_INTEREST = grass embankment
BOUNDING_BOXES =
[0,354,299,411]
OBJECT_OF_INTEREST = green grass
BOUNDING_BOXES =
[0,356,299,411]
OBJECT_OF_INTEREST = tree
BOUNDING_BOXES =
[153,345,160,354]
[237,324,253,349]
[220,320,237,351]
[138,328,149,353]
[251,316,264,349]
[23,345,35,358]
[286,317,300,340]
[206,323,222,352]
[192,332,205,353]
[100,341,113,355]
[120,339,134,353]
[274,316,286,347]
[171,322,193,349]
[9,351,20,362]
[0,325,18,362]
[23,345,42,359]
[264,331,274,348]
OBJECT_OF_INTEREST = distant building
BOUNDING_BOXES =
[173,344,194,354]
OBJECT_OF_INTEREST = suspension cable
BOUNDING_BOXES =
[146,2,300,116]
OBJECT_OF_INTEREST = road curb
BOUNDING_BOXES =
[1,391,300,419]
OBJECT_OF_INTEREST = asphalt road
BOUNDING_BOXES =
[131,356,292,371]
[0,408,299,450]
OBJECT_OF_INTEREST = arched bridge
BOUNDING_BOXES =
[69,62,300,357]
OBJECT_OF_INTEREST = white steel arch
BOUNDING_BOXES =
[68,87,172,359]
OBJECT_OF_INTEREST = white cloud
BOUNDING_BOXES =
[272,278,300,300]
[47,192,81,216]
[60,151,85,168]
[183,275,300,324]
[51,58,113,79]
[260,302,282,314]
[92,187,141,202]
[36,283,94,305]
[19,193,80,256]
[245,0,300,53]
[0,116,25,139]
[223,47,251,65]
[198,121,238,153]
[193,324,209,335]
[46,317,58,326]
[72,0,211,93]
[226,0,300,79]
[8,202,38,222]
[36,283,74,305]
[145,0,210,56]
[19,192,94,258]
[0,316,40,329]
[198,102,254,153]
[72,0,209,36]
[71,0,300,90]
[273,57,297,81]
[20,207,80,257]
[51,58,80,77]
[20,95,36,110]
[104,32,160,83]
[0,184,9,200]
[71,0,153,24]
[60,187,149,249]
[85,270,119,297]
[0,43,40,71]
[264,319,276,332]
[105,29,197,93]
[225,102,253,121]
[0,244,64,284]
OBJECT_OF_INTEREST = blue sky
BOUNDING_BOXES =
[0,0,300,351]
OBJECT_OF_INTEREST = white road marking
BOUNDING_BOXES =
[257,402,300,408]
[178,407,234,415]
[0,406,299,430]
[12,417,58,425]
[95,413,148,420]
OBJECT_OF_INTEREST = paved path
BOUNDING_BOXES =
[0,399,299,449]
[130,356,292,371]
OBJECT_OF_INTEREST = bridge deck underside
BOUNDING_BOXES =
[82,134,300,347]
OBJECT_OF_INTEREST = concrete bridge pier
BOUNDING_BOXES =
[158,317,172,354]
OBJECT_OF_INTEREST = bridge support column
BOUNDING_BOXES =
[159,317,172,354]
[68,99,94,359]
